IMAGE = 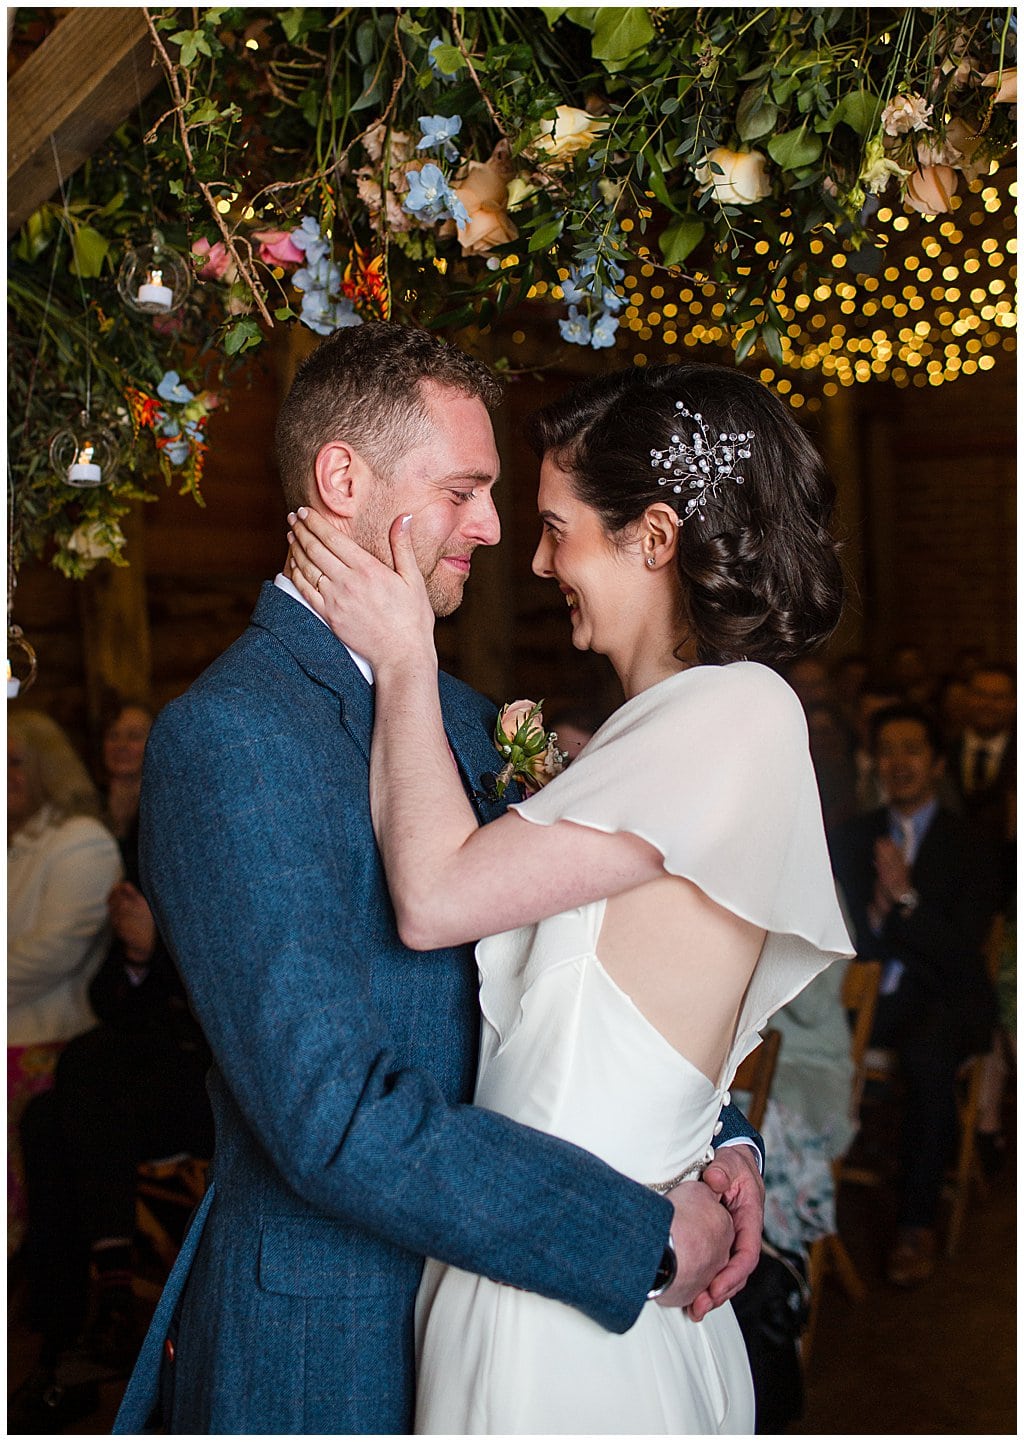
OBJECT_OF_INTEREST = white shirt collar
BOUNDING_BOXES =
[273,573,374,686]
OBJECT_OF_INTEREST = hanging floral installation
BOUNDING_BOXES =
[6,6,1017,579]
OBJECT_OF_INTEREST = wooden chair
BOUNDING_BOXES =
[803,960,882,1361]
[834,918,1006,1254]
[730,1028,782,1132]
[943,913,1006,1258]
[136,1154,210,1271]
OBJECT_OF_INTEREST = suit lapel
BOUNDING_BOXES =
[252,584,515,820]
[250,582,374,762]
[438,673,517,824]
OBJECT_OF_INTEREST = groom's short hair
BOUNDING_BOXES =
[275,322,503,512]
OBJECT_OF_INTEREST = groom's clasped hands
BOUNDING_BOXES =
[656,1144,765,1320]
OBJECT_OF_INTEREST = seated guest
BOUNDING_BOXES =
[851,682,900,813]
[782,655,832,711]
[805,701,857,844]
[934,673,972,749]
[7,711,122,1258]
[830,652,869,730]
[887,642,934,709]
[947,664,1015,898]
[831,704,1001,1287]
[97,699,154,851]
[13,706,213,1429]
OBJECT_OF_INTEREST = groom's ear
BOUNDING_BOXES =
[313,440,372,520]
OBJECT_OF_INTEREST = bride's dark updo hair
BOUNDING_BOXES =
[526,363,844,665]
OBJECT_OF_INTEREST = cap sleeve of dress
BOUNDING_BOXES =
[512,662,854,1052]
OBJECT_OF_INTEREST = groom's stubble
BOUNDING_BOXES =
[352,468,468,621]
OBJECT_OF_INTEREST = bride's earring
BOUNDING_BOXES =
[646,555,656,568]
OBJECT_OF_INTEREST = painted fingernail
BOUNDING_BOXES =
[287,531,294,543]
[399,513,413,532]
[297,506,308,519]
[286,511,296,525]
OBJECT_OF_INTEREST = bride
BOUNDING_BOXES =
[289,361,852,1434]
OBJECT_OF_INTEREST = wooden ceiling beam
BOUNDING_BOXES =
[7,8,163,237]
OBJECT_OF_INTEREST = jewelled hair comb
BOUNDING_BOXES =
[650,401,754,523]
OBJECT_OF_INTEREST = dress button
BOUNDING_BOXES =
[722,1090,731,1107]
[713,1122,723,1136]
[164,1337,176,1363]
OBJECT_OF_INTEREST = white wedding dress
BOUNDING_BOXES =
[415,663,853,1435]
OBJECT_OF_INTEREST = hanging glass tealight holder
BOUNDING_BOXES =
[7,624,38,699]
[116,230,192,315]
[49,410,120,488]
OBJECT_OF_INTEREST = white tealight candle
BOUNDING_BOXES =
[68,442,102,484]
[7,661,19,700]
[137,268,173,310]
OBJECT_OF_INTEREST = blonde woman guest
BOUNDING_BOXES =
[7,711,123,1255]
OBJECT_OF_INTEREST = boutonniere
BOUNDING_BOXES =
[478,699,568,801]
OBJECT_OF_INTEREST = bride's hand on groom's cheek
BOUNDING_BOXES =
[287,507,432,658]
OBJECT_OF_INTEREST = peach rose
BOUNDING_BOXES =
[192,237,236,281]
[498,699,541,745]
[916,117,989,182]
[695,147,771,205]
[531,105,608,162]
[904,163,958,215]
[252,229,305,267]
[452,162,519,255]
[982,66,1017,104]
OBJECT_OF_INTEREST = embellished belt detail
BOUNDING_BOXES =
[646,1144,716,1194]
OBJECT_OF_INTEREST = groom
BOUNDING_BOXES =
[115,322,765,1434]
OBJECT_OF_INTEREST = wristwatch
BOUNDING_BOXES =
[895,888,920,915]
[646,1235,677,1300]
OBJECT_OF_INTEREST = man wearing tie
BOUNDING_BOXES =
[832,705,1001,1288]
[948,664,1015,903]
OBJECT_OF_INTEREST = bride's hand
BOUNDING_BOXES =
[287,507,435,667]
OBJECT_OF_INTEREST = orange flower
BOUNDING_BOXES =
[341,247,390,319]
[124,387,162,441]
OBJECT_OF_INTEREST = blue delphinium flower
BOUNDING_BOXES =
[299,288,339,336]
[289,216,330,267]
[333,298,363,329]
[427,36,460,82]
[163,437,191,466]
[157,371,195,405]
[416,114,462,162]
[590,311,619,349]
[403,163,469,225]
[294,257,341,297]
[559,307,592,347]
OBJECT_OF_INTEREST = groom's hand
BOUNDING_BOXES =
[688,1144,765,1321]
[654,1181,734,1310]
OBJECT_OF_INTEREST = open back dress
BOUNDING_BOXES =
[414,662,853,1434]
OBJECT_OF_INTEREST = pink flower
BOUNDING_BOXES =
[192,237,234,280]
[253,229,305,267]
[498,699,542,744]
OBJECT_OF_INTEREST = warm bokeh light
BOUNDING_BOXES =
[506,171,1016,412]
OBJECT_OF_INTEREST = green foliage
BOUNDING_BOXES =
[7,5,1018,579]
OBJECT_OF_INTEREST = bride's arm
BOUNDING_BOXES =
[288,508,664,949]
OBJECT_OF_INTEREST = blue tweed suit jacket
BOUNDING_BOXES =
[114,583,758,1434]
